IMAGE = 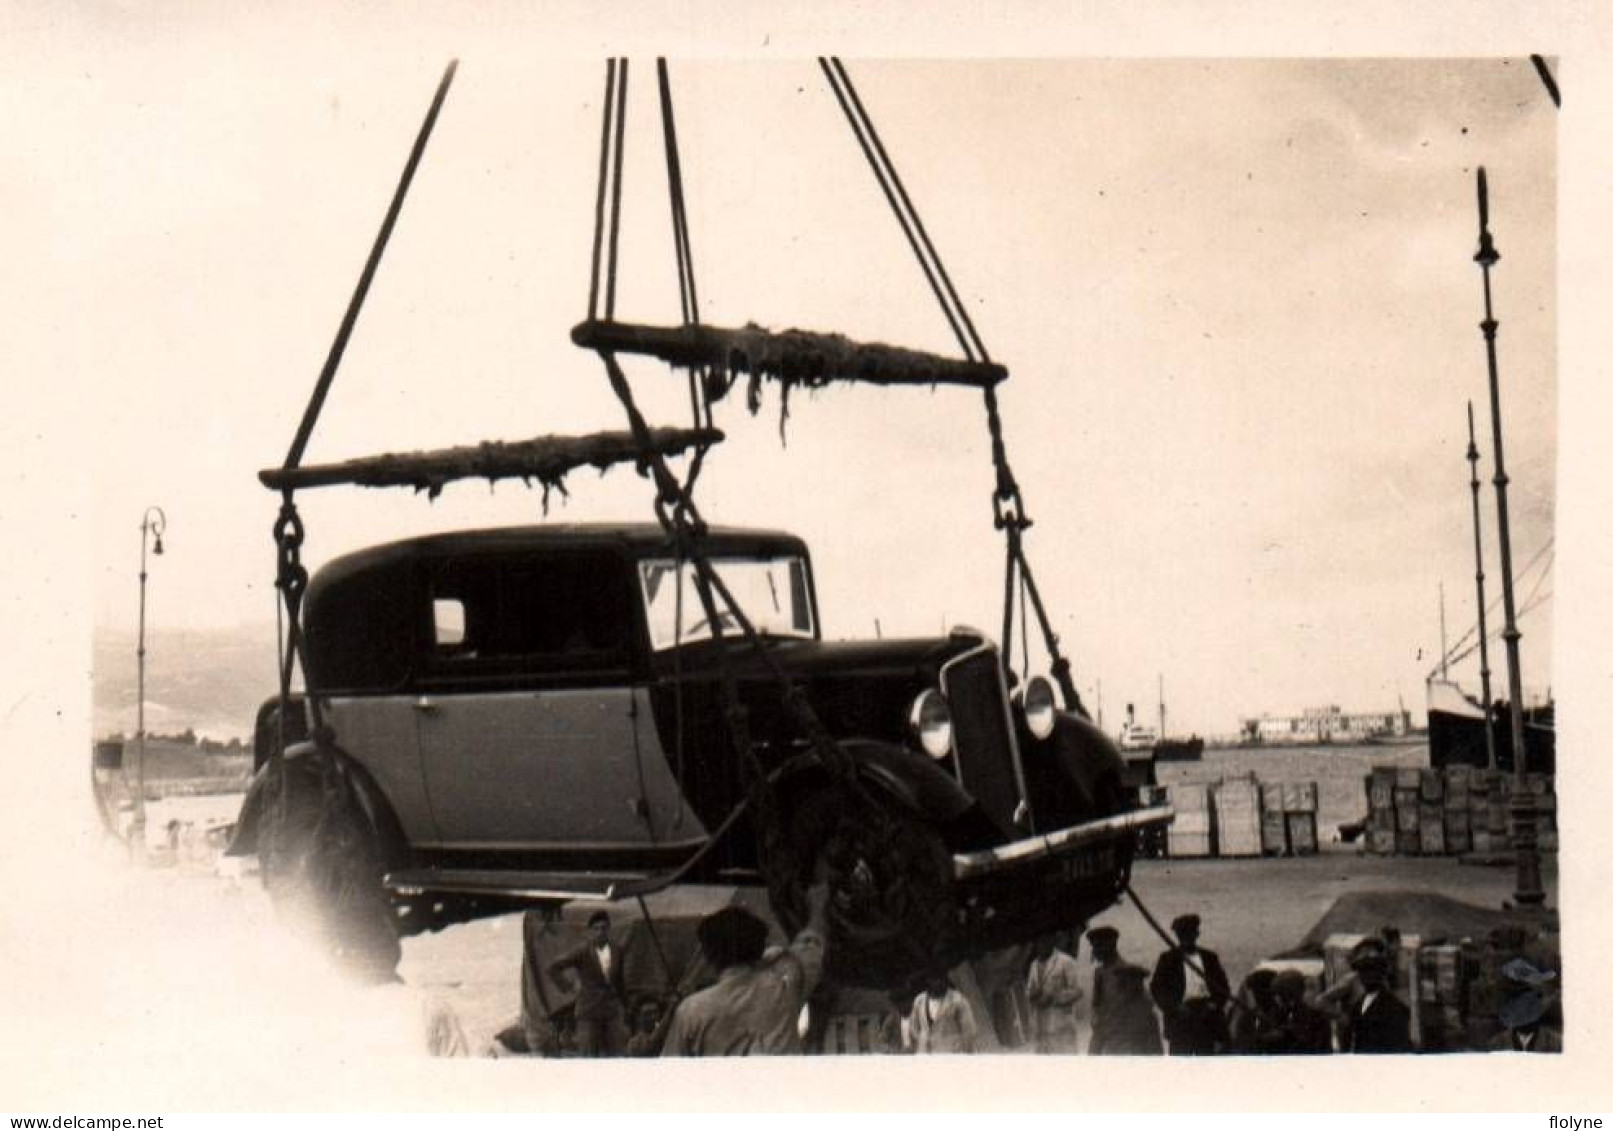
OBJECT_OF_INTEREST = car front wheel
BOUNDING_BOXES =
[775,785,957,991]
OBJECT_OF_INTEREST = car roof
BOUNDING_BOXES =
[312,523,810,584]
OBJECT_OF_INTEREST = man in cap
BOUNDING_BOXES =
[660,885,830,1057]
[1087,926,1162,1055]
[1343,947,1411,1053]
[1265,970,1332,1054]
[547,909,628,1056]
[903,971,980,1054]
[1150,913,1231,1055]
[1025,932,1085,1054]
[1488,959,1562,1053]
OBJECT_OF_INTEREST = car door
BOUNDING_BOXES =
[413,550,688,851]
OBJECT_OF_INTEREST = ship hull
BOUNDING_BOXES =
[1426,680,1555,774]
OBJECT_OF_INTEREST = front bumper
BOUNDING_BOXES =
[951,804,1174,880]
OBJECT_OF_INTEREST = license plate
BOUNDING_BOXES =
[1057,845,1116,881]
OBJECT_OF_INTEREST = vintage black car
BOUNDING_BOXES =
[234,521,1169,988]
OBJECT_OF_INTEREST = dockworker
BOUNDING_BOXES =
[1266,970,1333,1054]
[547,909,628,1056]
[518,903,572,1056]
[660,886,829,1057]
[1342,947,1412,1053]
[1229,968,1281,1054]
[1150,913,1231,1055]
[903,972,980,1054]
[1087,926,1162,1055]
[1025,933,1085,1054]
[1488,959,1563,1053]
[624,994,677,1057]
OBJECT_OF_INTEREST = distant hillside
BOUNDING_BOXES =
[93,624,279,742]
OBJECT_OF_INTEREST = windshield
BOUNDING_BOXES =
[638,556,815,650]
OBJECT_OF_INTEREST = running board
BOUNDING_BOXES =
[384,867,662,903]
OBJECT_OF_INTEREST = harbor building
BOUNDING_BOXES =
[1238,705,1412,745]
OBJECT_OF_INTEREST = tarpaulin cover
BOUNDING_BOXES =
[1277,890,1539,957]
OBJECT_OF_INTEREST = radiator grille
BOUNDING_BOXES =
[942,647,1026,833]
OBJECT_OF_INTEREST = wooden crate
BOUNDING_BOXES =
[1395,767,1422,790]
[1396,828,1420,855]
[1262,811,1291,855]
[1421,945,1466,1006]
[1443,810,1472,855]
[1396,799,1420,832]
[1419,820,1446,856]
[1287,811,1318,855]
[1366,826,1397,856]
[1168,830,1215,858]
[1169,783,1212,812]
[1367,774,1394,811]
[1485,802,1509,835]
[1213,782,1262,858]
[1419,768,1444,803]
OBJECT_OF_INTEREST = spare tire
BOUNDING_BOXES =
[773,785,956,991]
[248,750,401,983]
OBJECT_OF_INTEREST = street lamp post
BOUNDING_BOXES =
[134,506,166,856]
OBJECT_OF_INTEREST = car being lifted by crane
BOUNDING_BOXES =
[230,58,1172,991]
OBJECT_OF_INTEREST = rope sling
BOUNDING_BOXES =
[254,61,1099,972]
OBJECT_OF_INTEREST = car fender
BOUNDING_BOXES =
[1040,710,1128,815]
[228,740,408,868]
[776,738,975,825]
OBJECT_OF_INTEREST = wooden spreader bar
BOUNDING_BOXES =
[572,319,1007,389]
[260,427,723,496]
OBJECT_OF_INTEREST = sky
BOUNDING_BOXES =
[9,35,1560,737]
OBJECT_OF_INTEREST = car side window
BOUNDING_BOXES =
[423,552,631,682]
[432,598,468,649]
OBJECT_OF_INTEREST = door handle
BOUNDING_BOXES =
[414,696,440,714]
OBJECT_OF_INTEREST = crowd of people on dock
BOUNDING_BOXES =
[495,897,1562,1058]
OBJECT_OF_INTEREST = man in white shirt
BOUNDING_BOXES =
[548,909,628,1056]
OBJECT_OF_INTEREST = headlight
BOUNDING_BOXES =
[908,689,953,759]
[1023,675,1058,741]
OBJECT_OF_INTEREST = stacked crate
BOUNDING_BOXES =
[1166,783,1215,858]
[1443,766,1473,855]
[1260,783,1290,855]
[1416,944,1471,1051]
[1283,781,1320,856]
[1365,768,1397,855]
[1394,767,1422,855]
[1418,769,1446,855]
[1525,772,1559,855]
[1362,764,1556,857]
[1212,779,1263,857]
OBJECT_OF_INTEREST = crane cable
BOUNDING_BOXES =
[818,57,1083,713]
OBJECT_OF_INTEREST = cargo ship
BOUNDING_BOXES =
[1117,699,1204,762]
[1425,677,1555,775]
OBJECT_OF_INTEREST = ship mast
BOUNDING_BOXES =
[1465,401,1498,771]
[1438,581,1449,680]
[1158,672,1166,740]
[1473,166,1543,908]
[1473,168,1528,775]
